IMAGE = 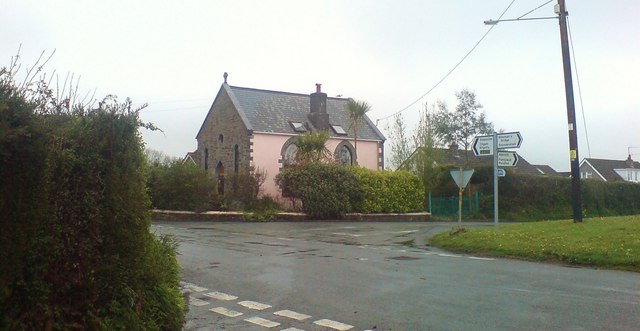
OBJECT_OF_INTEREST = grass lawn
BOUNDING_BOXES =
[430,215,640,272]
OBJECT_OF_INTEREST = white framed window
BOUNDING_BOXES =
[290,121,306,132]
[331,125,347,135]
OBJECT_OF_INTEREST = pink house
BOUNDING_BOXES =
[190,76,386,203]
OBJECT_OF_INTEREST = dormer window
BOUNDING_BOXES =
[290,121,306,132]
[331,125,347,135]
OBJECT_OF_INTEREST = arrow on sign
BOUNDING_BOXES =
[498,151,519,167]
[472,136,494,156]
[497,132,523,149]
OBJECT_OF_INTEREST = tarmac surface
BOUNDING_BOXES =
[152,221,640,331]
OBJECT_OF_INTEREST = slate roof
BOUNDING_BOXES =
[225,84,385,141]
[581,158,640,181]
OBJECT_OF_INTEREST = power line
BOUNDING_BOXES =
[517,0,554,19]
[375,0,517,125]
[567,16,591,158]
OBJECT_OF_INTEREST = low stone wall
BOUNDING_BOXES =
[151,210,431,222]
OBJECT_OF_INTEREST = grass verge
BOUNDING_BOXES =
[430,215,640,272]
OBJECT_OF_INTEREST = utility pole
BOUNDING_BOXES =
[557,0,583,222]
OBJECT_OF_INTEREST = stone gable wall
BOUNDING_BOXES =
[196,89,251,179]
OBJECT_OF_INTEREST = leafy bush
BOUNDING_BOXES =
[148,161,218,212]
[276,163,362,219]
[0,63,184,329]
[226,167,267,210]
[350,167,424,213]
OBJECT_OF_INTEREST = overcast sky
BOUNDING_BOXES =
[2,0,638,171]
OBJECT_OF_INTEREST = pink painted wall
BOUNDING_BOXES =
[251,133,383,201]
[250,133,290,199]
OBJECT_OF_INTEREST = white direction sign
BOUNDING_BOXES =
[498,151,519,167]
[450,169,475,189]
[472,136,494,156]
[497,132,523,149]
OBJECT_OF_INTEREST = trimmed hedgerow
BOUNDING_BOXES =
[0,67,184,329]
[276,164,424,218]
[350,167,424,213]
[276,163,362,219]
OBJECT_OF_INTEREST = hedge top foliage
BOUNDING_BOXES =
[1,58,184,330]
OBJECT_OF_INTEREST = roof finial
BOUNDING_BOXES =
[223,72,228,84]
[315,83,321,93]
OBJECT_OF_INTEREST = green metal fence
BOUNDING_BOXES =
[428,192,479,217]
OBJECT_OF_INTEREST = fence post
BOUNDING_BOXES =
[428,192,432,214]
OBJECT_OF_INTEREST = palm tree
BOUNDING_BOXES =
[294,131,331,165]
[347,98,371,163]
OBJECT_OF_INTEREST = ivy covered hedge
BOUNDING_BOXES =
[276,164,424,219]
[0,69,184,329]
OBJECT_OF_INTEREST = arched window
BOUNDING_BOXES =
[218,134,224,144]
[233,144,239,173]
[334,141,355,165]
[280,137,298,168]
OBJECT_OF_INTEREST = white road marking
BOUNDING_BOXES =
[181,282,208,292]
[313,319,354,330]
[277,237,294,241]
[332,232,364,237]
[210,307,243,317]
[238,300,272,310]
[274,309,312,321]
[468,256,495,261]
[437,253,462,258]
[245,316,280,328]
[203,291,238,301]
[189,297,210,306]
[357,257,369,261]
[280,328,305,331]
[391,230,418,234]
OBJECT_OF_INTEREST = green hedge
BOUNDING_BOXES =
[426,165,640,221]
[350,167,424,213]
[276,163,362,219]
[0,71,184,329]
[276,164,424,218]
[148,161,219,212]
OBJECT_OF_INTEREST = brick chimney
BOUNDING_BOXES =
[308,83,329,130]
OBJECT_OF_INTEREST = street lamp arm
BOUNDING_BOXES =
[484,16,558,25]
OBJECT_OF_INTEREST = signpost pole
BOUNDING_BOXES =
[493,132,499,226]
[458,167,463,226]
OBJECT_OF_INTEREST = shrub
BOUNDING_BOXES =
[0,64,184,329]
[148,161,218,212]
[428,165,640,221]
[276,163,362,219]
[350,167,424,213]
[226,167,267,210]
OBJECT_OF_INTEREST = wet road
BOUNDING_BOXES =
[152,221,640,331]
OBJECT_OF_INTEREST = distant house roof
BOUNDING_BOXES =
[531,164,559,176]
[197,84,385,141]
[400,147,546,175]
[581,157,640,181]
[183,151,199,165]
[437,148,542,175]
